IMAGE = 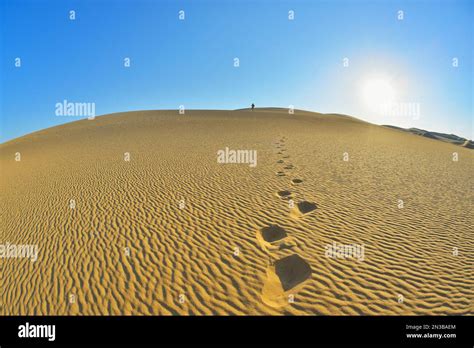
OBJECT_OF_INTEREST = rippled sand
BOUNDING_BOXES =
[1,109,472,315]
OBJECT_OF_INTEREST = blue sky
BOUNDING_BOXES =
[1,0,473,142]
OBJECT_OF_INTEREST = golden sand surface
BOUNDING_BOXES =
[1,109,472,315]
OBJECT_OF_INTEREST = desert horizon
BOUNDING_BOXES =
[3,106,474,147]
[2,107,474,147]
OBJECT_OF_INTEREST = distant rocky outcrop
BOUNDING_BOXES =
[383,125,473,149]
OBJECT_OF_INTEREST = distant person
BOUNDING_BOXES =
[251,103,255,110]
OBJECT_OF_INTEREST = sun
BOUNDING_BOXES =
[360,76,397,112]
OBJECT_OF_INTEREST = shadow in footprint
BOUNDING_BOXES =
[260,225,287,243]
[277,160,284,163]
[279,243,295,251]
[275,254,312,291]
[284,165,294,170]
[291,179,303,184]
[277,190,292,198]
[276,171,286,177]
[296,201,317,214]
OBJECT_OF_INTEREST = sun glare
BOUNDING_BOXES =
[360,76,397,112]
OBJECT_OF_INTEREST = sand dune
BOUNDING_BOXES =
[1,108,473,315]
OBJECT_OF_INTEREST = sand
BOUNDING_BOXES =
[1,108,473,315]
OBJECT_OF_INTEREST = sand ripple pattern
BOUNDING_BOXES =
[1,109,473,315]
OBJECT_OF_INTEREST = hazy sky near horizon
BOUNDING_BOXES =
[1,0,473,142]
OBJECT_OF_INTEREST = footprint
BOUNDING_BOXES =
[277,159,284,164]
[275,254,312,291]
[261,254,312,307]
[283,155,290,159]
[291,178,303,184]
[260,225,287,243]
[276,171,286,177]
[256,224,295,252]
[297,201,317,213]
[291,201,317,218]
[284,165,294,170]
[276,190,292,199]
